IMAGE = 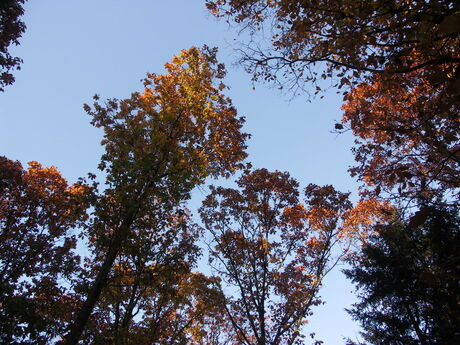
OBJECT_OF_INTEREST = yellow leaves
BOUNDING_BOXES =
[259,237,271,253]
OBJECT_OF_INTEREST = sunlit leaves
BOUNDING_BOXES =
[206,0,460,205]
[65,47,249,344]
[343,65,460,203]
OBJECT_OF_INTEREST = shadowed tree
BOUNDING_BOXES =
[206,0,459,93]
[80,210,228,345]
[0,157,89,344]
[344,205,460,345]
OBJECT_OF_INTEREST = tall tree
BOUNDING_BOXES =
[0,0,27,91]
[344,206,460,345]
[206,0,460,203]
[63,46,249,345]
[0,157,88,344]
[199,168,352,345]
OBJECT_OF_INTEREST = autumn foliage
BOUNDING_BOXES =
[205,0,459,90]
[63,46,248,345]
[342,63,459,202]
[206,0,460,204]
[2,1,459,343]
[200,168,353,345]
[0,157,88,344]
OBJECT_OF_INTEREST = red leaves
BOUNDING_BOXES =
[342,64,460,201]
[0,156,87,343]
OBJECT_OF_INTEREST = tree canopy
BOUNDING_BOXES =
[62,46,249,345]
[206,0,459,90]
[206,0,460,204]
[344,205,460,345]
[0,0,27,91]
[2,2,459,344]
[0,157,88,344]
[200,168,352,345]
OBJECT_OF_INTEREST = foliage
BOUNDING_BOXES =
[0,157,88,344]
[342,62,459,203]
[206,0,460,203]
[0,0,27,91]
[206,0,459,91]
[199,168,352,345]
[63,46,249,345]
[344,205,460,345]
[81,211,226,345]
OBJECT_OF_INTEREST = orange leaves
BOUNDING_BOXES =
[86,47,248,205]
[206,0,460,204]
[200,168,353,344]
[281,203,306,229]
[341,198,394,241]
[0,156,85,343]
[342,63,460,201]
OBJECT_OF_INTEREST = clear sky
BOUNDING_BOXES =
[0,1,362,343]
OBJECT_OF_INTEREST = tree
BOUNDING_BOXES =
[80,210,226,345]
[63,46,249,345]
[342,67,459,203]
[206,0,459,92]
[206,0,460,203]
[0,157,88,344]
[0,0,27,91]
[199,168,352,345]
[344,205,460,345]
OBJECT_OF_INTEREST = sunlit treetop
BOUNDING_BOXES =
[63,47,249,345]
[85,46,249,206]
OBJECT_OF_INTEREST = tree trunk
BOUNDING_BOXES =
[63,213,134,345]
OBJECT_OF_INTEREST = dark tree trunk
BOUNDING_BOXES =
[63,213,134,345]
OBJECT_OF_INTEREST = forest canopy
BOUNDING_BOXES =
[1,1,459,344]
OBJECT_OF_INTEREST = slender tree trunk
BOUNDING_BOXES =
[63,213,134,345]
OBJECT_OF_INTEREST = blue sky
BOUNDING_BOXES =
[0,1,361,343]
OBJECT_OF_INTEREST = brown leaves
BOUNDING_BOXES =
[0,156,88,343]
[206,0,460,205]
[200,168,353,345]
[207,0,459,96]
[342,63,460,202]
